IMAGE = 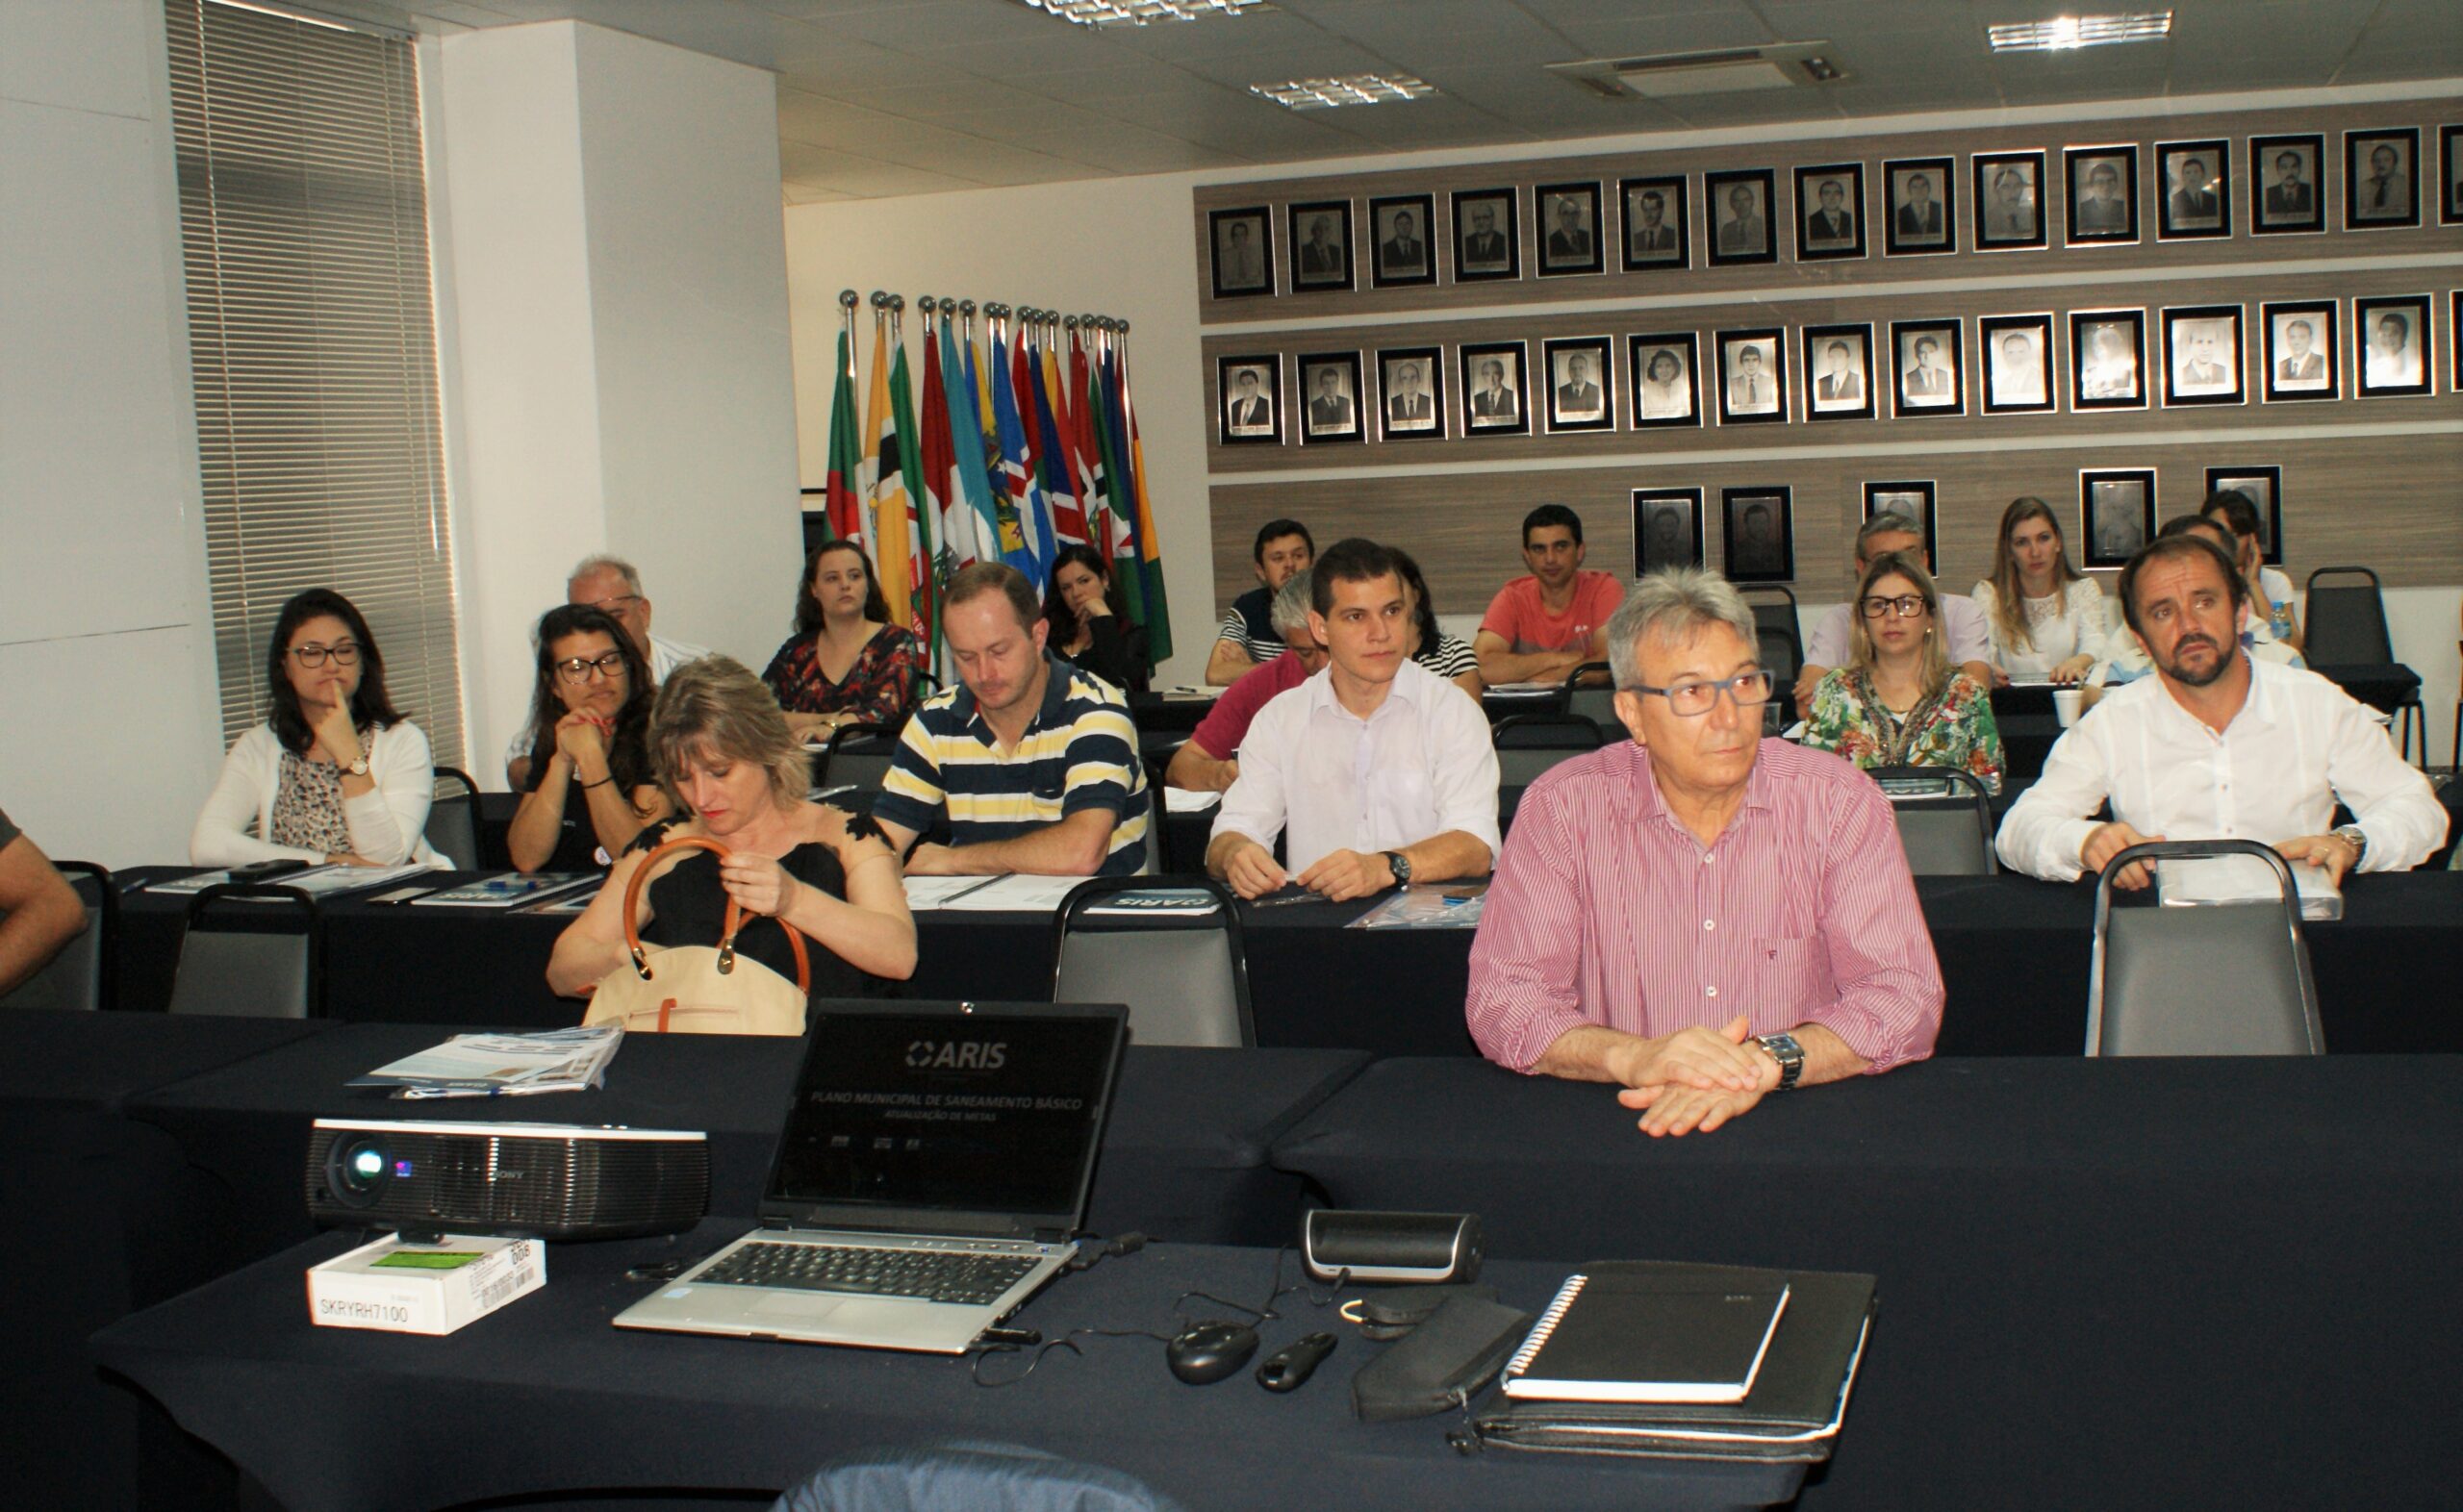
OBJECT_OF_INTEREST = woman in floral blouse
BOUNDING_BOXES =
[762,541,924,740]
[1803,551,2004,794]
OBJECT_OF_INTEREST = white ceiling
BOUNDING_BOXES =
[323,0,2463,202]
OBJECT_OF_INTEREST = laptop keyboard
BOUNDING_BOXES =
[697,1241,1040,1305]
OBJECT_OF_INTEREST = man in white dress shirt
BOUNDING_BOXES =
[1207,538,1500,901]
[1998,534,2445,887]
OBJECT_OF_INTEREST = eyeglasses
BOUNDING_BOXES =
[1629,669,1774,718]
[1860,594,1931,619]
[554,651,627,684]
[289,642,360,668]
[582,593,643,616]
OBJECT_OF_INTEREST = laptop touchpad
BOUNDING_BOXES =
[752,1294,845,1320]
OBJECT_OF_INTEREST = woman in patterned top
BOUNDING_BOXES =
[762,541,924,742]
[1042,544,1149,693]
[1805,552,2004,794]
[1391,547,1485,699]
[1971,496,2104,682]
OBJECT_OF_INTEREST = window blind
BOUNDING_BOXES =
[165,0,465,772]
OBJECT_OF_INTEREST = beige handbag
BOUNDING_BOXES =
[580,836,811,1036]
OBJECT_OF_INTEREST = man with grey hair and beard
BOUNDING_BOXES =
[1466,568,1943,1138]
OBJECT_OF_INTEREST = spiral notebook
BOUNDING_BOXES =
[1503,1270,1790,1404]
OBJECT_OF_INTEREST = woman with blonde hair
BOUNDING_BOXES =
[546,656,914,1007]
[1971,496,2104,683]
[1806,552,2004,793]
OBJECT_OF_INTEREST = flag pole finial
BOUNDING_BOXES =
[869,290,888,310]
[918,294,936,315]
[837,290,857,311]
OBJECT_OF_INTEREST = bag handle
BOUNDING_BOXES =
[622,835,811,994]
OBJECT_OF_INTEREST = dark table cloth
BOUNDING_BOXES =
[1270,1054,2463,1511]
[93,1232,1802,1512]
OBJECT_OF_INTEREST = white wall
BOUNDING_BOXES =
[0,0,218,867]
[433,22,801,779]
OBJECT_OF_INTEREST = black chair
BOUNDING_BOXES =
[165,883,321,1019]
[1491,712,1606,788]
[774,1441,1184,1512]
[426,766,482,870]
[2302,566,2424,765]
[1563,660,1619,736]
[1865,767,1996,876]
[815,723,901,794]
[0,860,114,1012]
[1740,586,1804,686]
[2087,840,2321,1057]
[1053,876,1252,1047]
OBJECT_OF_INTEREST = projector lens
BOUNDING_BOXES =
[326,1135,392,1208]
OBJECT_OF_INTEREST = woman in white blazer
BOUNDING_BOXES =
[190,588,444,868]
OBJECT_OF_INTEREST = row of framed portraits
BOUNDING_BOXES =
[1635,467,2287,585]
[1214,291,2457,445]
[1206,124,2463,298]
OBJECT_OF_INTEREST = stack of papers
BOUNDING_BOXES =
[411,873,599,909]
[901,874,1087,913]
[149,863,433,897]
[2156,856,2343,920]
[345,1025,623,1098]
[1162,788,1223,813]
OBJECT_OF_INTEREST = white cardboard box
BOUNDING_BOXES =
[307,1233,546,1335]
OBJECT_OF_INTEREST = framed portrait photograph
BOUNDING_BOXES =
[2454,290,2463,391]
[1714,327,1788,425]
[1376,346,1445,441]
[1706,168,1777,266]
[1460,340,1529,435]
[1802,323,1876,420]
[1863,481,1940,567]
[1208,207,1273,299]
[1628,332,1701,429]
[1793,163,1867,262]
[2068,309,2147,412]
[1720,488,1795,583]
[2079,469,2157,568]
[2354,293,2432,397]
[1884,156,1956,256]
[2345,127,2421,230]
[2250,133,2325,235]
[1368,193,1436,289]
[1450,189,1518,283]
[2161,305,2246,407]
[1619,175,1689,271]
[1973,150,2048,250]
[2203,466,2283,566]
[1891,319,1965,417]
[1541,335,1614,433]
[1287,200,1354,292]
[1633,489,1705,577]
[1536,182,1605,277]
[2444,124,2463,226]
[2156,139,2229,239]
[1979,314,2056,414]
[1296,351,1364,445]
[1217,355,1282,445]
[2259,300,2338,402]
[2065,145,2140,245]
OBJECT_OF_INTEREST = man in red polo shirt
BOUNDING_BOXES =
[1166,572,1325,792]
[1474,503,1624,688]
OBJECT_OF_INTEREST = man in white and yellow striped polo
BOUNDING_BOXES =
[874,563,1149,877]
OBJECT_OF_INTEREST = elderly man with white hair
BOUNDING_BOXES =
[1466,567,1944,1137]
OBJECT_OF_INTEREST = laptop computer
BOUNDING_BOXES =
[613,998,1128,1353]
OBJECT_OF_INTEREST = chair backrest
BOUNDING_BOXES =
[1742,588,1803,679]
[1053,876,1252,1047]
[2301,566,2394,665]
[775,1442,1184,1512]
[426,766,482,870]
[165,884,320,1019]
[1490,712,1604,787]
[2088,840,2321,1056]
[818,724,901,794]
[1563,661,1619,733]
[1866,766,1997,876]
[0,861,113,1012]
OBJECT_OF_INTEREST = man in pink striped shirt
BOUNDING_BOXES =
[1467,569,1942,1136]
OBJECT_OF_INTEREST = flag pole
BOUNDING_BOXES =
[838,290,857,379]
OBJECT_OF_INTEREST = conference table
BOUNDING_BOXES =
[112,868,2463,1057]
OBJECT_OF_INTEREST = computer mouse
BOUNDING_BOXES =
[1165,1321,1259,1384]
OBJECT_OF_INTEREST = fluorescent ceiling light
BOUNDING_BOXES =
[1015,0,1259,25]
[1987,12,2173,52]
[1251,73,1436,110]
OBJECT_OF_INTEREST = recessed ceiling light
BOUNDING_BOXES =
[1987,12,2173,52]
[1014,0,1259,25]
[1251,73,1435,110]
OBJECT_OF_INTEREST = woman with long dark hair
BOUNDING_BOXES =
[506,604,670,872]
[1389,547,1484,698]
[762,540,925,741]
[190,587,443,867]
[1971,496,2104,683]
[1042,544,1149,693]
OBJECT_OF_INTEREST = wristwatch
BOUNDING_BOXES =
[2331,824,2368,868]
[1754,1032,1805,1093]
[1381,850,1412,888]
[345,743,369,777]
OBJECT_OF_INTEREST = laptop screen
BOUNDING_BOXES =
[769,1004,1124,1230]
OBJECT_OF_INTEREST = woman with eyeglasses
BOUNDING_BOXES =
[190,588,445,867]
[1971,496,2104,684]
[506,604,671,873]
[1804,552,2004,793]
[762,540,925,743]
